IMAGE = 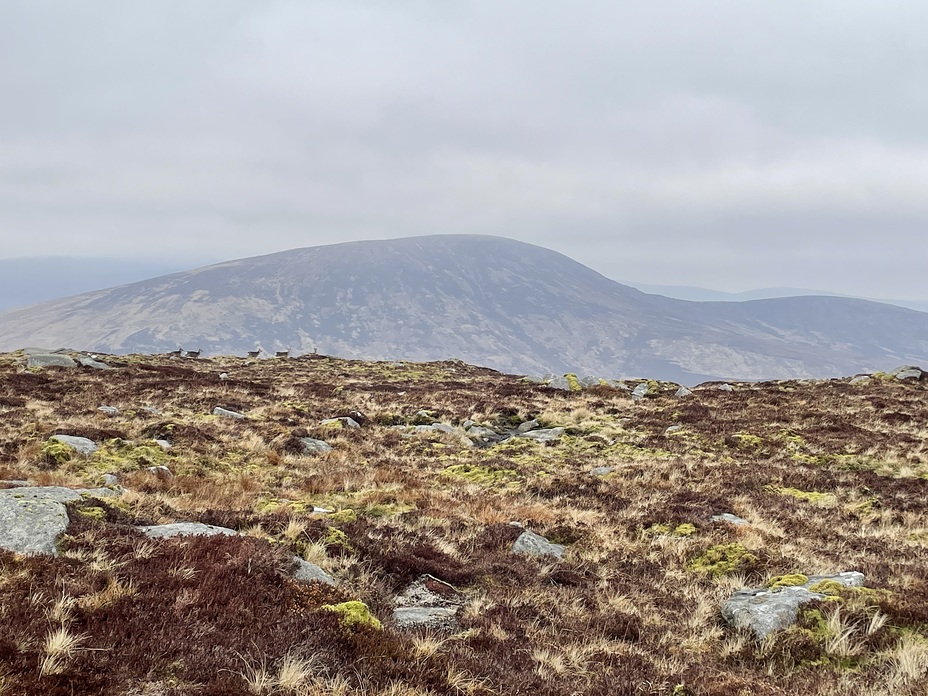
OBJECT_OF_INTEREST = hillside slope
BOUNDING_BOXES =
[1,351,927,694]
[0,235,926,381]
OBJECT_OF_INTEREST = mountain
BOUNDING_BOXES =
[0,257,215,312]
[626,281,928,314]
[0,234,926,382]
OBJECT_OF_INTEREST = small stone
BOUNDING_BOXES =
[664,425,684,435]
[590,466,614,476]
[146,465,173,480]
[219,372,229,380]
[98,406,120,416]
[718,383,735,392]
[462,419,474,430]
[675,386,693,398]
[312,506,333,514]
[102,474,120,487]
[141,406,163,415]
[138,523,237,539]
[154,439,172,450]
[320,417,360,429]
[51,435,98,456]
[712,513,749,526]
[212,406,246,419]
[849,375,871,385]
[516,419,540,433]
[512,530,566,559]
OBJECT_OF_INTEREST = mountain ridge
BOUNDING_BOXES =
[0,234,926,382]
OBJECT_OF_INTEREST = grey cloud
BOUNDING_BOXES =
[0,1,926,299]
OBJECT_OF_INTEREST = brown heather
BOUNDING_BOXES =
[0,350,927,695]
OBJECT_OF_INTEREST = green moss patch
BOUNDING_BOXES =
[320,600,382,632]
[688,543,758,577]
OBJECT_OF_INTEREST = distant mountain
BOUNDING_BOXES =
[626,281,928,314]
[0,257,214,312]
[0,235,926,382]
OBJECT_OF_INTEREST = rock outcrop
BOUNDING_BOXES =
[0,486,115,556]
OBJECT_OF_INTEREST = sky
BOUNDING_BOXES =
[1,1,926,299]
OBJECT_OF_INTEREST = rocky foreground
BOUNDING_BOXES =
[0,349,927,695]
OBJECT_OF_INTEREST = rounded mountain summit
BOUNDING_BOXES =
[1,235,926,382]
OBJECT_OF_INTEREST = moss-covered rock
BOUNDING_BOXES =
[767,573,809,591]
[40,439,73,468]
[321,600,382,632]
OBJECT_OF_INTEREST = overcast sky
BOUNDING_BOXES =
[1,1,926,298]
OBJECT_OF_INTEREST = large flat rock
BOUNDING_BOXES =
[0,486,115,556]
[722,572,865,639]
[138,522,238,539]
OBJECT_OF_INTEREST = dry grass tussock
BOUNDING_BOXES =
[0,350,927,694]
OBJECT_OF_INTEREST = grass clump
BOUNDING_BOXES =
[769,485,837,505]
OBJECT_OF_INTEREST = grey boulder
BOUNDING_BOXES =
[675,386,693,398]
[291,557,336,585]
[393,575,464,632]
[722,571,865,639]
[51,435,98,456]
[394,606,459,631]
[546,375,572,391]
[299,438,333,454]
[512,530,565,559]
[893,366,924,381]
[631,383,649,399]
[0,486,115,556]
[27,353,77,369]
[518,427,565,443]
[79,356,112,369]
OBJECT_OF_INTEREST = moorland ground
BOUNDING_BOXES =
[1,350,927,695]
